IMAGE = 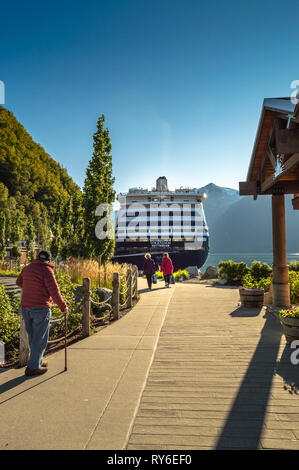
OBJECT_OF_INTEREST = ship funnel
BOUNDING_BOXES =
[156,176,168,192]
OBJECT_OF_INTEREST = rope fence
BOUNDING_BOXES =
[19,264,139,366]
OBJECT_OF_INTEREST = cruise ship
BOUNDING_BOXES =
[113,177,209,270]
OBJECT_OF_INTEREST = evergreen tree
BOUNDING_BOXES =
[68,192,85,258]
[25,215,36,261]
[0,213,6,260]
[60,197,73,260]
[82,115,115,261]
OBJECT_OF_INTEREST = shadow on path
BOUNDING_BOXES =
[215,310,282,450]
[274,344,299,395]
[138,287,169,294]
[0,371,65,405]
[230,306,262,318]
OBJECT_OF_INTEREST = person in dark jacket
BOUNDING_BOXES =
[161,252,174,287]
[16,250,68,376]
[142,253,156,290]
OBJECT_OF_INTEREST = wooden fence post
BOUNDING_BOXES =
[112,272,120,320]
[19,307,29,367]
[82,277,91,337]
[133,265,139,299]
[127,267,132,309]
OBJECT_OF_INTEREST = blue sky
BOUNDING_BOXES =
[1,0,299,195]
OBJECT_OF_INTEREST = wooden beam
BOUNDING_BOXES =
[276,128,299,154]
[266,147,276,168]
[259,146,276,183]
[239,181,257,196]
[261,153,299,193]
[239,180,299,195]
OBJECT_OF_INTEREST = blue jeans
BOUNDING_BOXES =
[22,307,51,370]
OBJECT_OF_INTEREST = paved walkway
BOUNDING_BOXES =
[1,278,299,450]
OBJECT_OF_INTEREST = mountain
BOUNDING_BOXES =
[0,105,82,256]
[201,183,299,253]
[198,183,239,228]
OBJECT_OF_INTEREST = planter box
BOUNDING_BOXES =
[281,316,299,345]
[239,287,264,308]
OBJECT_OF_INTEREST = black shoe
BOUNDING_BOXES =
[25,367,48,377]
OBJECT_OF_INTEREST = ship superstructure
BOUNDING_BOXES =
[113,177,209,270]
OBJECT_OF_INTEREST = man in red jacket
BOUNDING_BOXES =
[16,251,68,376]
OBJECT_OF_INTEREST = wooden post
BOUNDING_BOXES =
[82,277,91,336]
[112,272,120,320]
[98,255,102,288]
[127,267,132,309]
[19,308,29,367]
[133,265,139,299]
[272,195,290,307]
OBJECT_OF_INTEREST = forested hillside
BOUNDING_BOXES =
[0,105,84,259]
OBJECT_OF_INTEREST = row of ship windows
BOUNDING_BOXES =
[115,223,208,232]
[122,200,203,204]
[116,223,208,232]
[115,231,208,238]
[119,218,205,224]
[119,210,203,216]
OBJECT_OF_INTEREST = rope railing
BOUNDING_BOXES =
[89,294,113,307]
[48,326,81,344]
[19,264,139,366]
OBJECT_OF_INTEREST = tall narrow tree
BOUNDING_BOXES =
[25,215,36,261]
[82,115,115,261]
[0,213,6,260]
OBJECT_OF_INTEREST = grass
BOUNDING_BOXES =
[55,258,131,289]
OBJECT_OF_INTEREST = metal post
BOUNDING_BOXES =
[112,272,120,320]
[64,311,68,371]
[82,277,91,336]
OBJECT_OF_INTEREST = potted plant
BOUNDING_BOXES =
[278,308,299,345]
[239,273,270,308]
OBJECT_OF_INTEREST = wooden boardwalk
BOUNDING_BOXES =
[127,282,299,450]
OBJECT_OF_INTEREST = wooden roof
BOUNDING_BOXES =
[240,97,299,197]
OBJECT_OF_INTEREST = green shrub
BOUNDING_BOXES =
[155,270,164,280]
[50,271,82,338]
[289,261,299,272]
[278,307,299,323]
[289,271,299,305]
[218,260,250,284]
[250,261,272,281]
[0,285,20,359]
[242,273,271,292]
[173,269,189,282]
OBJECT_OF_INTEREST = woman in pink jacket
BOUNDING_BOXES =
[161,252,174,287]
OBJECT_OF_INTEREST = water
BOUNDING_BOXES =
[202,252,299,271]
